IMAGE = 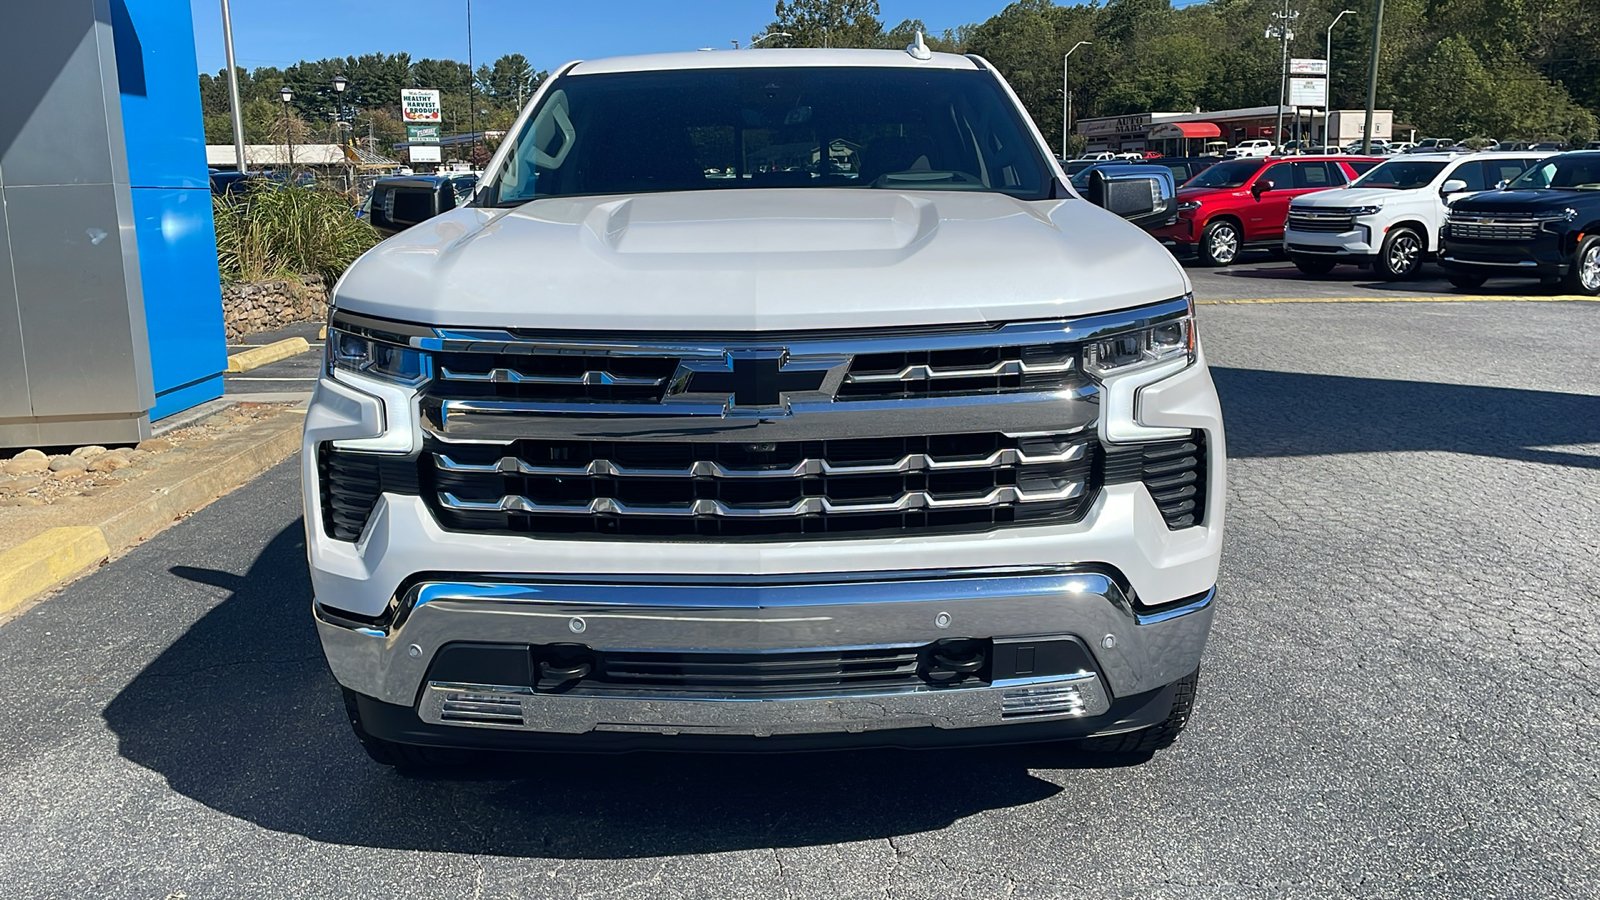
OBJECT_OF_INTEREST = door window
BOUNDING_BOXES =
[1259,163,1294,190]
[1293,161,1336,188]
[1484,159,1537,188]
[1450,162,1489,193]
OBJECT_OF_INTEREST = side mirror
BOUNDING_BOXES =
[1440,179,1469,195]
[1252,179,1275,196]
[368,178,457,237]
[1494,179,1510,190]
[1086,165,1176,231]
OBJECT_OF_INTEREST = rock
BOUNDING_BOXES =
[87,453,130,473]
[12,449,47,461]
[55,469,93,480]
[70,445,109,459]
[124,449,151,464]
[136,438,175,453]
[0,476,44,494]
[48,455,89,473]
[2,458,48,476]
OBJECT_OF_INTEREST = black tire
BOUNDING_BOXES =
[1077,670,1198,758]
[1447,273,1488,290]
[1564,235,1600,296]
[1197,220,1242,267]
[343,689,455,773]
[1292,255,1337,275]
[1376,227,1425,280]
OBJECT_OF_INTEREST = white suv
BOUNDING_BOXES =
[1284,151,1548,279]
[1225,140,1274,158]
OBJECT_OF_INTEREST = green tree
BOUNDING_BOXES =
[760,0,885,48]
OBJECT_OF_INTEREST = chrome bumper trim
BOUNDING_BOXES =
[314,569,1216,710]
[415,672,1111,736]
[1440,256,1538,268]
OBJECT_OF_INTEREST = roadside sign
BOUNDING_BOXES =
[1289,58,1328,76]
[408,144,442,163]
[1289,77,1328,106]
[406,124,441,144]
[401,89,442,123]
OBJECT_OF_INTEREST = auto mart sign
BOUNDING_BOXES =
[401,89,441,123]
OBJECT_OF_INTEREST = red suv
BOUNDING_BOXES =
[1152,156,1381,265]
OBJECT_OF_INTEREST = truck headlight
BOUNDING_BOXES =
[1177,200,1200,212]
[1082,303,1195,379]
[1348,205,1383,217]
[327,328,428,385]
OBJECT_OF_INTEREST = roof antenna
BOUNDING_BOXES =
[906,30,933,61]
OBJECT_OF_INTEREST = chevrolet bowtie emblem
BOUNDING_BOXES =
[671,350,849,411]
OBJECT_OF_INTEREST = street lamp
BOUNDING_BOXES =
[1268,0,1299,153]
[332,75,352,190]
[745,31,792,48]
[278,85,295,173]
[1062,41,1091,159]
[1325,10,1355,148]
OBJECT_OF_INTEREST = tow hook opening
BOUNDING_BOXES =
[919,638,989,685]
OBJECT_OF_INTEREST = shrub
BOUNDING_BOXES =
[213,184,380,285]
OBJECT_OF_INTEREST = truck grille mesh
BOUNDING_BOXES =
[1446,217,1541,241]
[1103,434,1207,529]
[425,432,1098,539]
[1286,212,1356,233]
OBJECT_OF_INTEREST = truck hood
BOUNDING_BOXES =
[1448,189,1592,214]
[334,189,1189,331]
[1293,186,1418,208]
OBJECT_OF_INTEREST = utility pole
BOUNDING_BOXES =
[219,0,247,172]
[1325,10,1355,148]
[1268,0,1298,154]
[466,0,478,162]
[1362,0,1386,155]
[1062,41,1091,159]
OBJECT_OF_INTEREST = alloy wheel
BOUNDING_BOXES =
[1210,226,1239,264]
[1582,244,1600,292]
[1388,232,1421,277]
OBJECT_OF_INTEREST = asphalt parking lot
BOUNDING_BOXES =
[1,290,1597,898]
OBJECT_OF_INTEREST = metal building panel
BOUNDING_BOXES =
[0,3,118,188]
[0,200,32,419]
[5,182,152,417]
[114,0,208,190]
[131,186,225,420]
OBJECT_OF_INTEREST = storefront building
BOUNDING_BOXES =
[1078,106,1393,155]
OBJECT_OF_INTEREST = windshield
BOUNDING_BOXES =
[1184,159,1261,189]
[486,66,1051,205]
[1509,157,1600,190]
[1351,159,1449,190]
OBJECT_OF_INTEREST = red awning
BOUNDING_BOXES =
[1149,122,1223,139]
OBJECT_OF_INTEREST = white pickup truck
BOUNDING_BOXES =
[1285,151,1549,278]
[305,43,1226,768]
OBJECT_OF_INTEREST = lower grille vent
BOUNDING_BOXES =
[317,445,422,541]
[1103,434,1207,529]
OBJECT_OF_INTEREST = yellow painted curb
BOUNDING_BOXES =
[318,325,327,340]
[226,337,311,374]
[1198,295,1598,306]
[0,527,111,619]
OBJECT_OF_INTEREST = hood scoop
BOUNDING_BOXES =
[583,191,939,255]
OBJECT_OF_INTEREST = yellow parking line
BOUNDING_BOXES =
[1197,295,1598,305]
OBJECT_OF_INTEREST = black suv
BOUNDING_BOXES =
[1440,151,1600,295]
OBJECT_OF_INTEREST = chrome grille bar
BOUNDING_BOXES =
[845,357,1075,384]
[438,367,666,387]
[434,443,1086,479]
[438,482,1085,518]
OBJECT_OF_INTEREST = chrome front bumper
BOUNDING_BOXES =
[316,569,1215,737]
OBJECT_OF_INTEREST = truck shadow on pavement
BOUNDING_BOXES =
[1212,368,1600,468]
[101,526,1104,859]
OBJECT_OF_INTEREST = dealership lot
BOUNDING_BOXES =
[0,291,1597,899]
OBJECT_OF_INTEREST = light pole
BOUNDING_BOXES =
[219,0,247,173]
[332,75,351,190]
[744,32,792,48]
[1062,41,1091,159]
[1325,10,1355,148]
[1268,0,1299,153]
[279,85,295,174]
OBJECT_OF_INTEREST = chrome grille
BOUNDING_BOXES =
[840,343,1079,399]
[426,431,1098,539]
[1447,217,1541,241]
[1286,211,1356,233]
[432,351,677,403]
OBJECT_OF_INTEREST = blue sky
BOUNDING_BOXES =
[189,0,1206,75]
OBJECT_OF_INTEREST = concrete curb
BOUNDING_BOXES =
[0,415,303,621]
[227,337,311,373]
[0,528,112,620]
